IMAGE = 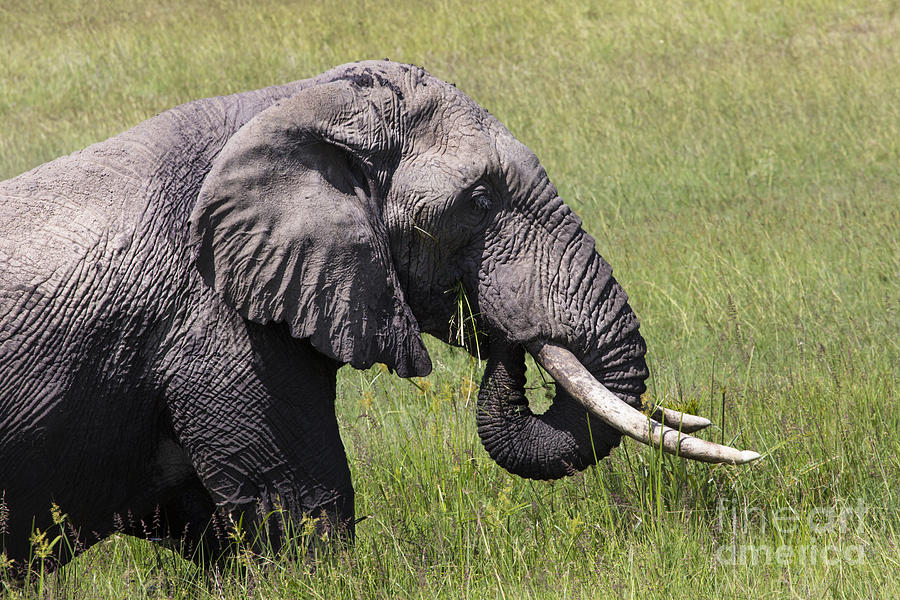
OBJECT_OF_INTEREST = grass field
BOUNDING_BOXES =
[1,0,898,597]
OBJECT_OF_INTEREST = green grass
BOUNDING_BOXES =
[2,0,898,597]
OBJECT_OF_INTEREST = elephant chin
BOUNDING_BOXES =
[475,338,624,480]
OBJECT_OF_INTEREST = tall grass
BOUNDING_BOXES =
[1,0,898,597]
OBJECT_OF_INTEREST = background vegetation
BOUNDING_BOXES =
[1,0,897,597]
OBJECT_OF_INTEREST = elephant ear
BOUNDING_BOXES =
[190,79,431,377]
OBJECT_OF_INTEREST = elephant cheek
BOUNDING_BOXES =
[475,259,548,345]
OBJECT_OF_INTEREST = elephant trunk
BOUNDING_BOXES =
[475,333,648,479]
[475,204,758,479]
[475,340,613,479]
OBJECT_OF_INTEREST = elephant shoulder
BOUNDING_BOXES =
[1,160,131,269]
[0,168,150,335]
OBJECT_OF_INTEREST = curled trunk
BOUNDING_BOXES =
[476,339,637,480]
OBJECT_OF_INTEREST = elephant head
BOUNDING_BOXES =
[190,61,757,480]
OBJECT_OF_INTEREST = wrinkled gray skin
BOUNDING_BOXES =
[0,61,646,569]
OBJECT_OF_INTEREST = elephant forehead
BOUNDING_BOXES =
[396,147,492,194]
[404,101,541,196]
[323,60,430,93]
[401,97,492,155]
[322,60,506,163]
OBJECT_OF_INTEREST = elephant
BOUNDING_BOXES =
[0,60,757,572]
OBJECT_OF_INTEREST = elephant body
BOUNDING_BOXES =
[1,80,357,563]
[0,61,650,571]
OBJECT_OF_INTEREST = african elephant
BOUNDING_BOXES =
[0,60,756,571]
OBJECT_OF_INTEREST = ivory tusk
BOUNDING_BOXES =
[527,342,760,465]
[649,405,712,433]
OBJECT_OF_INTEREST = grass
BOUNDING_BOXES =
[1,0,898,597]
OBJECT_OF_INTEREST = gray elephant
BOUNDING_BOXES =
[0,61,756,571]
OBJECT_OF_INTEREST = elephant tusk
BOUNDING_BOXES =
[527,342,761,465]
[648,405,712,433]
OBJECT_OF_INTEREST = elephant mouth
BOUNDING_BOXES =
[475,338,759,480]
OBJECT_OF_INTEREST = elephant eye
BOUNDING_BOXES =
[470,184,493,212]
